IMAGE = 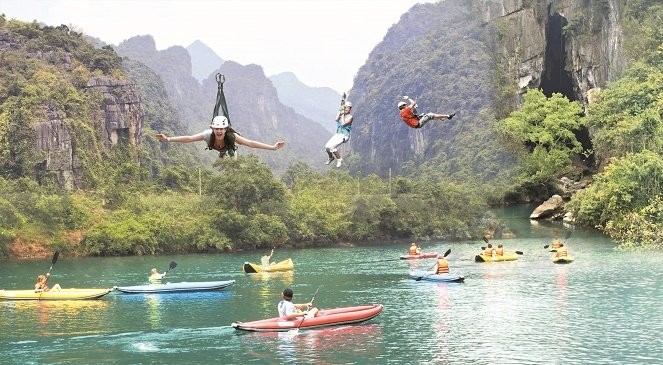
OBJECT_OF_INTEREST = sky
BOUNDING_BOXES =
[0,0,435,92]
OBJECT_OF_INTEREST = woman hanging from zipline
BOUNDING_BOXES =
[156,116,285,157]
[156,73,285,156]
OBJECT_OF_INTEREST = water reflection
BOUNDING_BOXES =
[242,324,384,364]
[3,300,110,337]
[248,270,294,285]
[146,294,161,329]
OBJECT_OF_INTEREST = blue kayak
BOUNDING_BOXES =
[409,270,464,283]
[115,280,235,294]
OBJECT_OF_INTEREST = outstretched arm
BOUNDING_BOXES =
[156,132,205,143]
[235,135,285,151]
[403,96,417,109]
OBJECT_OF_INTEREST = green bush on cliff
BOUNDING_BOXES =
[497,89,585,187]
[567,151,663,250]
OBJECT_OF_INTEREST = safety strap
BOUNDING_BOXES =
[213,73,231,126]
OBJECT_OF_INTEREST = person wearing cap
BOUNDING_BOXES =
[278,288,318,319]
[397,96,455,129]
[155,116,285,157]
[324,101,353,168]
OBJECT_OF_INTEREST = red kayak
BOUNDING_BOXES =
[400,252,438,260]
[231,304,384,332]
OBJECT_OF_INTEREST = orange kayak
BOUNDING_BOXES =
[231,304,384,332]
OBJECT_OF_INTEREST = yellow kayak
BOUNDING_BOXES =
[553,255,575,264]
[243,258,294,273]
[0,288,114,300]
[475,252,520,262]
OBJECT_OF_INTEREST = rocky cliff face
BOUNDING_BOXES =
[475,0,626,105]
[35,77,143,190]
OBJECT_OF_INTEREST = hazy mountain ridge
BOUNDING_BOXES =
[187,40,224,82]
[269,72,341,133]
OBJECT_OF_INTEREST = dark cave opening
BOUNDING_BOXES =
[541,12,595,172]
[540,12,575,100]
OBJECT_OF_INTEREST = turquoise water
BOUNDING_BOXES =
[1,223,662,364]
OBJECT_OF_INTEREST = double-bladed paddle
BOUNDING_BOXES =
[415,249,451,281]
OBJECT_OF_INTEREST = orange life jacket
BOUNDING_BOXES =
[484,247,494,256]
[436,258,449,274]
[400,107,420,128]
[495,246,504,256]
[409,246,418,255]
[556,247,568,257]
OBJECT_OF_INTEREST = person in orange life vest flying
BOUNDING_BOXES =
[325,102,353,168]
[156,116,285,157]
[495,244,505,257]
[435,256,450,274]
[398,96,455,129]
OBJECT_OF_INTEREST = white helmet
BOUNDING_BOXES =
[397,101,407,109]
[210,115,229,129]
[344,101,352,108]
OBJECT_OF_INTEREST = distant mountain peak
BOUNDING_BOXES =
[186,40,224,82]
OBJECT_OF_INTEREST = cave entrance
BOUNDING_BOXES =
[540,12,575,101]
[540,12,596,172]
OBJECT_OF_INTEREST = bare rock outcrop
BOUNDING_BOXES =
[35,77,143,190]
[529,194,565,220]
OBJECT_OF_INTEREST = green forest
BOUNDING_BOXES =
[1,0,663,258]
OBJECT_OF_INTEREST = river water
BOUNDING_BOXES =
[1,219,662,364]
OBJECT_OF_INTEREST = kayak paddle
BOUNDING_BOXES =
[46,251,60,278]
[294,285,323,331]
[39,251,59,299]
[165,261,177,274]
[416,249,451,281]
[309,285,321,308]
